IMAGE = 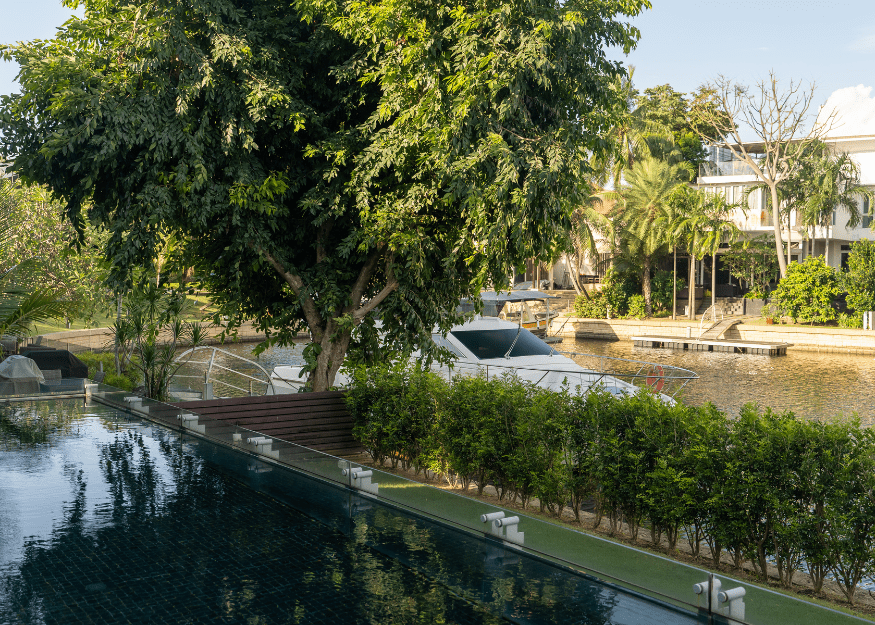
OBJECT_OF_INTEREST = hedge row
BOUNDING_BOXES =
[346,363,875,604]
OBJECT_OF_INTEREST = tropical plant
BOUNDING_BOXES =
[0,179,78,342]
[843,239,875,314]
[608,157,686,316]
[0,181,114,325]
[696,192,741,314]
[671,187,714,319]
[595,68,675,189]
[795,145,871,257]
[770,256,842,324]
[722,236,780,298]
[112,284,207,401]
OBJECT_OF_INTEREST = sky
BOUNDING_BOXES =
[0,0,873,138]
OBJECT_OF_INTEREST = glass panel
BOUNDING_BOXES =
[451,328,553,359]
[82,382,873,625]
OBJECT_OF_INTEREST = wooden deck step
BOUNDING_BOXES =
[699,318,742,340]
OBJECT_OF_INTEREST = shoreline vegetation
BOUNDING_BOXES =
[346,363,875,616]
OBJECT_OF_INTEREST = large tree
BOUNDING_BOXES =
[1,0,647,390]
[693,73,834,278]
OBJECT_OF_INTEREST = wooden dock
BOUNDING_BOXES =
[631,335,791,356]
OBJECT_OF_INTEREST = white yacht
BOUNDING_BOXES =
[271,315,690,403]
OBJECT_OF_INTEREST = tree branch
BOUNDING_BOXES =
[260,249,324,339]
[352,253,398,321]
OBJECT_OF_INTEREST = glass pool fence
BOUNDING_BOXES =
[7,381,867,625]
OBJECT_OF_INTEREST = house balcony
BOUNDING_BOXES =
[699,160,758,177]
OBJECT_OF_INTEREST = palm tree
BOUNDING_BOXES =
[796,150,872,259]
[595,67,675,190]
[0,179,77,347]
[609,157,685,316]
[697,193,741,315]
[672,187,712,320]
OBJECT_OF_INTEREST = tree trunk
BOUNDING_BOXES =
[309,326,353,392]
[642,256,652,317]
[688,255,695,320]
[786,212,792,269]
[711,252,717,315]
[770,185,788,277]
[114,294,122,375]
[672,247,677,320]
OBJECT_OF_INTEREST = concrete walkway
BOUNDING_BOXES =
[554,316,875,355]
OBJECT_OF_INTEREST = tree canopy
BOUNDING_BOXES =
[1,0,648,390]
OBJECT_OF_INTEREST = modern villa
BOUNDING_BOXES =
[696,133,875,272]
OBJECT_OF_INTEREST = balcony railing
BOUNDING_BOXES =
[699,160,758,177]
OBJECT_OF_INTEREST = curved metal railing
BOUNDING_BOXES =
[171,346,277,399]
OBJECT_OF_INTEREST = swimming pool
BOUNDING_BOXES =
[0,398,704,624]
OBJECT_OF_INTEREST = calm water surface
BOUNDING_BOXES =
[206,337,875,423]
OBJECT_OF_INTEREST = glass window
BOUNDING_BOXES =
[862,196,872,229]
[431,334,464,358]
[450,328,553,360]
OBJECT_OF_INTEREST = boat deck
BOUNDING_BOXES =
[631,335,791,356]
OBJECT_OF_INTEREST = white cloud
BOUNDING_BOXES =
[817,85,875,137]
[849,32,875,52]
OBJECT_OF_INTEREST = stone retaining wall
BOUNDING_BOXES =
[554,317,875,355]
[35,321,277,353]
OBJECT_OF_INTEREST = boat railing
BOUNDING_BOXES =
[435,353,698,398]
[171,346,277,399]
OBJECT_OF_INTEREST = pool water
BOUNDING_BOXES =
[0,399,700,624]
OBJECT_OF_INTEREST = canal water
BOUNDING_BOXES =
[183,337,875,424]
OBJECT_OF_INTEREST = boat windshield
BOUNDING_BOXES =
[450,328,553,360]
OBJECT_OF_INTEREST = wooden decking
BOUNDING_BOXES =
[170,391,361,455]
[631,335,791,356]
[698,318,742,340]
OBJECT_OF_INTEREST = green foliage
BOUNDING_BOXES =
[572,268,642,318]
[347,364,875,599]
[771,256,842,324]
[0,180,114,325]
[844,240,875,313]
[0,179,80,339]
[625,294,646,319]
[650,269,684,313]
[1,0,648,391]
[113,284,208,400]
[76,351,139,391]
[837,312,863,329]
[634,84,723,174]
[573,291,609,319]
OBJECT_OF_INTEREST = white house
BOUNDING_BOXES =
[696,85,875,278]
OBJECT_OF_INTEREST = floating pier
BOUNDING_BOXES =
[631,335,791,356]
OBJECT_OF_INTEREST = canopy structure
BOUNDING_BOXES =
[478,291,555,302]
[18,349,88,379]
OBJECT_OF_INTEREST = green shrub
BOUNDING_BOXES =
[77,352,139,391]
[573,291,609,318]
[770,256,841,324]
[844,240,875,313]
[346,362,875,599]
[625,294,646,319]
[601,267,640,316]
[837,312,863,329]
[650,270,685,313]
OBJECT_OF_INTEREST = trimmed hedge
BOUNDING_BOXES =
[347,363,875,603]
